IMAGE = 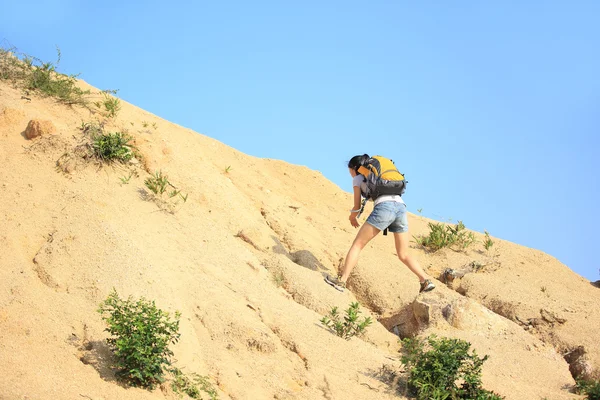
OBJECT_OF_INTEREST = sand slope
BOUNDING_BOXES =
[0,78,598,400]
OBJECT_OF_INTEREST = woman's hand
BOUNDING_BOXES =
[349,213,360,228]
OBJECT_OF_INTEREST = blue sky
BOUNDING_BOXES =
[2,1,598,281]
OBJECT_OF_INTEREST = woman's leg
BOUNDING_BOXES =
[339,223,380,282]
[394,231,429,282]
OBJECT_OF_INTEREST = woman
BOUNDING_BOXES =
[325,154,436,293]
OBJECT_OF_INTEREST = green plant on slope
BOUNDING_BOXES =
[413,221,476,252]
[91,131,134,163]
[120,171,136,185]
[413,222,453,251]
[144,170,188,203]
[97,289,181,389]
[0,46,90,105]
[145,170,169,195]
[576,379,600,400]
[320,302,372,340]
[401,335,503,400]
[170,367,219,400]
[483,230,494,251]
[100,89,121,118]
[447,221,476,249]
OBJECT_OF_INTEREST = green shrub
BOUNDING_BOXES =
[414,221,476,252]
[91,131,134,163]
[414,222,453,251]
[0,46,89,105]
[401,335,503,400]
[320,302,372,340]
[99,90,121,118]
[98,289,181,388]
[170,367,219,400]
[448,221,476,249]
[576,379,600,400]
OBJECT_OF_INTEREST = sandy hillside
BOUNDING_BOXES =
[0,76,599,400]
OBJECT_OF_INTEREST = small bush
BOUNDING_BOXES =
[98,289,181,388]
[145,170,188,204]
[414,222,453,251]
[576,379,600,400]
[401,335,503,400]
[91,131,134,163]
[145,170,169,195]
[170,367,219,400]
[320,302,372,340]
[414,221,476,252]
[449,221,476,249]
[100,90,121,118]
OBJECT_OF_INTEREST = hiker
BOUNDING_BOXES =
[325,154,436,293]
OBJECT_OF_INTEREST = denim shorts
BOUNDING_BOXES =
[366,201,408,233]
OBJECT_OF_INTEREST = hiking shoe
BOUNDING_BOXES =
[419,279,436,293]
[325,275,346,292]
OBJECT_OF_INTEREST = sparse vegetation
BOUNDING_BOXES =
[120,171,136,185]
[91,131,134,163]
[575,379,600,400]
[80,120,104,137]
[142,121,149,128]
[413,221,476,252]
[169,367,219,400]
[57,121,140,172]
[483,230,494,251]
[97,289,181,389]
[145,170,169,195]
[0,45,90,105]
[225,166,232,173]
[152,122,158,130]
[401,335,504,400]
[97,89,121,118]
[417,208,423,215]
[272,270,286,288]
[144,170,188,205]
[320,302,372,340]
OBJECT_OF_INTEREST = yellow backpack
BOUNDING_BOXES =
[357,155,406,200]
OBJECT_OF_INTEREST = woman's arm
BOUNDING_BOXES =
[349,186,362,227]
[352,186,362,210]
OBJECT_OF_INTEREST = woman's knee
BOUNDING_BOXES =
[352,238,368,251]
[397,252,410,264]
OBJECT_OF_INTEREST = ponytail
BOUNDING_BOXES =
[347,154,370,172]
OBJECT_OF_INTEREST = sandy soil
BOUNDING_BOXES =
[0,77,598,400]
